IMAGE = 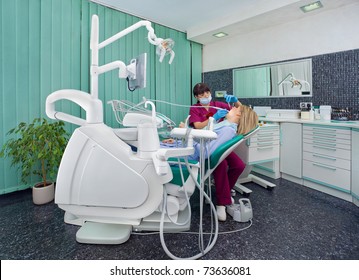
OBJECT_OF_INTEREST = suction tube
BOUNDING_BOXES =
[159,151,219,260]
[159,187,219,260]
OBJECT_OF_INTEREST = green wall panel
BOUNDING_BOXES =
[0,0,202,194]
[191,42,203,104]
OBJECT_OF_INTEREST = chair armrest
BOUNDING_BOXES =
[156,147,195,161]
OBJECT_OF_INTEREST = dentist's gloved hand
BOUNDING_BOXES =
[224,94,238,103]
[213,109,228,121]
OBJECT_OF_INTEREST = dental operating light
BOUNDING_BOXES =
[156,38,175,64]
[278,73,310,90]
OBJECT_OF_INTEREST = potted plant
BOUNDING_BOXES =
[0,117,69,205]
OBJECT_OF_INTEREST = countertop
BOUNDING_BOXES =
[258,117,359,129]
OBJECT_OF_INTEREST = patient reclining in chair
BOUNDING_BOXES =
[162,105,258,221]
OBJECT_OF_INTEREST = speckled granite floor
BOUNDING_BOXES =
[1,175,358,260]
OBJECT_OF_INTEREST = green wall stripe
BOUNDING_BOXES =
[303,176,351,194]
[191,42,203,104]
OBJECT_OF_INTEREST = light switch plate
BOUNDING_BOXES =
[215,90,226,98]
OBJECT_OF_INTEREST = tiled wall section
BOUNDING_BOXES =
[203,49,359,120]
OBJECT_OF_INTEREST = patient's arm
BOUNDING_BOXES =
[162,138,176,144]
[192,120,210,129]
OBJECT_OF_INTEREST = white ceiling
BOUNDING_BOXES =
[90,0,358,44]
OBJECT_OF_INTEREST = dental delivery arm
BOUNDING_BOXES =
[152,127,217,175]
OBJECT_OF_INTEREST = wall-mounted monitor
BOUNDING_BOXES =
[127,53,147,91]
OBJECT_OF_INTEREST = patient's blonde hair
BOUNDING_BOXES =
[237,105,258,135]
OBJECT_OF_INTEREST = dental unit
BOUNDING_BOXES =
[45,15,253,259]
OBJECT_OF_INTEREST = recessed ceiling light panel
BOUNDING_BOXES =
[213,32,228,38]
[300,1,323,13]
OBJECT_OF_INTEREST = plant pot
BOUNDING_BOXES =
[32,182,55,205]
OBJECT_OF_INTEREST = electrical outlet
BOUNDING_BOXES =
[300,102,313,111]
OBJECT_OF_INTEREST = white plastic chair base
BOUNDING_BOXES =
[234,174,275,195]
[234,183,253,195]
[76,221,132,245]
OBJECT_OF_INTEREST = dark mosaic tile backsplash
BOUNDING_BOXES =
[203,49,359,120]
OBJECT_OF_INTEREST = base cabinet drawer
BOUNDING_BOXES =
[303,142,351,160]
[303,125,351,140]
[303,151,351,170]
[303,159,350,193]
[248,145,279,164]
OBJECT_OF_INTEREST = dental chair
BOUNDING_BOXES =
[44,14,254,259]
[48,93,255,258]
[48,95,221,258]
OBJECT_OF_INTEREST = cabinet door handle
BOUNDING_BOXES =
[313,136,336,142]
[257,146,273,150]
[258,132,275,137]
[313,145,337,151]
[257,136,274,141]
[313,141,337,147]
[257,141,274,146]
[312,132,335,138]
[312,154,336,161]
[312,128,337,133]
[313,163,337,171]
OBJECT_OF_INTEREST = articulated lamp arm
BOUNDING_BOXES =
[46,15,175,126]
[90,14,175,99]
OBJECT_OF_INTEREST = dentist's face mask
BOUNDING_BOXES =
[198,92,212,105]
[199,96,212,105]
